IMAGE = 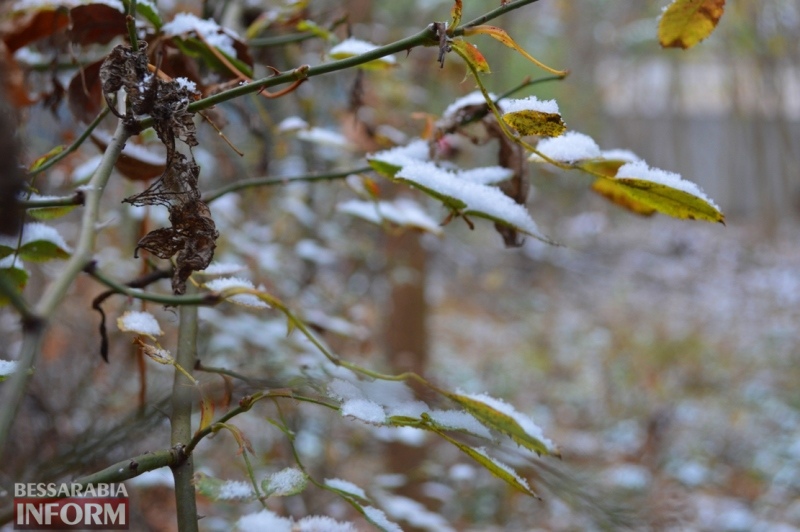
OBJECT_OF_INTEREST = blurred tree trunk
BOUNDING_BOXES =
[382,225,431,505]
[343,0,432,509]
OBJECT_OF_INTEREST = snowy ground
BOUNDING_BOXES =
[427,213,800,530]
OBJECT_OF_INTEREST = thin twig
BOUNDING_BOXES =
[203,166,371,203]
[171,282,200,532]
[0,118,132,458]
[19,191,86,209]
[28,107,110,177]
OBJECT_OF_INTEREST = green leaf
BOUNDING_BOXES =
[366,139,430,179]
[602,161,724,223]
[18,240,70,262]
[659,0,726,49]
[135,0,162,29]
[28,145,66,172]
[3,223,72,262]
[450,38,490,74]
[436,430,537,497]
[296,19,332,41]
[0,262,29,306]
[27,205,78,220]
[170,36,254,79]
[193,473,256,502]
[393,161,555,244]
[361,505,403,532]
[328,38,397,70]
[26,194,80,220]
[446,391,555,456]
[260,467,308,497]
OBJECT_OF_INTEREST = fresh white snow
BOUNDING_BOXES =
[116,310,163,336]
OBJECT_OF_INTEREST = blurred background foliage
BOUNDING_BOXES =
[2,0,799,530]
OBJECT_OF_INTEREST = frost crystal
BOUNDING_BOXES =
[327,378,364,402]
[337,198,443,235]
[428,409,493,439]
[277,116,309,132]
[367,139,430,168]
[217,480,254,500]
[0,223,72,252]
[386,400,430,419]
[616,161,720,210]
[324,478,367,500]
[441,90,500,119]
[533,131,602,163]
[362,506,403,532]
[395,161,547,241]
[460,391,555,452]
[329,37,396,64]
[341,399,386,425]
[162,13,239,58]
[0,360,18,377]
[378,493,455,532]
[502,95,560,115]
[296,128,351,149]
[471,446,532,492]
[264,468,306,495]
[237,509,292,532]
[600,149,641,162]
[199,262,247,276]
[297,516,357,532]
[117,310,163,336]
[173,77,198,94]
[204,277,269,309]
[456,166,514,185]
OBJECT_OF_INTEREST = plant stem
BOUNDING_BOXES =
[457,0,542,31]
[133,0,543,132]
[126,0,139,51]
[86,264,221,306]
[171,282,200,532]
[19,191,85,209]
[28,107,110,177]
[0,118,131,458]
[203,166,371,203]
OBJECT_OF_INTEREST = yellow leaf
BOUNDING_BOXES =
[464,25,567,76]
[578,158,627,177]
[580,159,658,215]
[613,177,724,223]
[434,430,538,497]
[28,145,65,172]
[590,178,657,216]
[447,392,555,456]
[198,391,215,433]
[658,0,726,49]
[450,39,491,74]
[502,110,566,137]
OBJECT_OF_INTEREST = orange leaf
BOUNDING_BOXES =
[463,25,567,76]
[450,39,490,74]
[450,0,463,32]
[68,4,126,46]
[2,7,69,52]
